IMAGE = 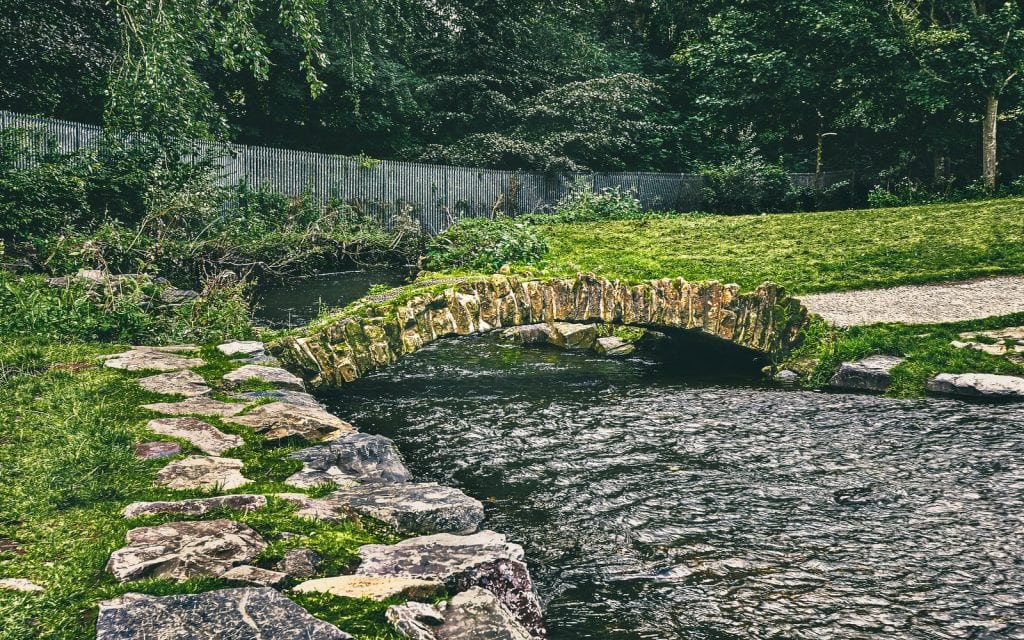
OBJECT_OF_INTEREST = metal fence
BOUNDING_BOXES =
[0,110,851,234]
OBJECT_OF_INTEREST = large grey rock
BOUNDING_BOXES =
[926,373,1024,400]
[294,575,442,601]
[450,559,545,639]
[387,587,532,640]
[594,336,635,356]
[328,483,484,534]
[103,349,204,372]
[218,341,267,357]
[233,389,322,408]
[286,433,412,489]
[829,355,905,393]
[225,402,355,442]
[96,588,353,640]
[137,370,211,397]
[143,397,248,417]
[548,323,598,350]
[122,495,268,519]
[105,519,266,582]
[155,455,250,491]
[500,324,553,346]
[143,417,243,455]
[223,365,305,391]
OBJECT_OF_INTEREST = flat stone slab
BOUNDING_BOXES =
[276,493,353,523]
[137,370,211,397]
[233,389,322,408]
[134,441,182,460]
[0,578,44,593]
[144,417,243,455]
[155,455,250,491]
[217,341,267,357]
[286,433,412,489]
[220,565,288,586]
[225,402,354,442]
[927,373,1024,400]
[106,519,266,582]
[329,483,484,534]
[103,349,205,372]
[356,531,524,581]
[295,575,442,601]
[96,588,353,640]
[143,397,248,417]
[829,355,905,393]
[122,495,268,519]
[223,365,305,391]
[387,587,532,640]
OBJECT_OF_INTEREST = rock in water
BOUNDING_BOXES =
[387,587,533,640]
[286,433,412,488]
[594,336,635,356]
[143,417,243,455]
[500,324,553,346]
[105,519,266,582]
[155,455,250,491]
[328,483,484,534]
[926,373,1024,400]
[828,355,905,393]
[137,370,211,397]
[225,402,355,442]
[548,323,598,350]
[122,495,267,518]
[96,588,353,639]
[222,365,306,391]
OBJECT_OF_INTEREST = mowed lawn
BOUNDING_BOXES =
[535,197,1024,294]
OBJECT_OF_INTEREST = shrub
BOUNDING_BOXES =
[701,149,794,214]
[424,217,548,272]
[550,182,645,222]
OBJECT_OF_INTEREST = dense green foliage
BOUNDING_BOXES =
[424,217,547,272]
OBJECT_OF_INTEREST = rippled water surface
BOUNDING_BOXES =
[254,269,405,328]
[324,338,1024,640]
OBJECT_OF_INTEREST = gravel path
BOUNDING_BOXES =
[799,276,1024,327]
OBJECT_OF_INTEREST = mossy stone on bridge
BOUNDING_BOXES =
[269,273,808,388]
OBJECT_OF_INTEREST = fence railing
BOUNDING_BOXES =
[0,110,852,234]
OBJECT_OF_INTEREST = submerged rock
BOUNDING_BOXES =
[286,433,412,489]
[106,519,266,582]
[155,455,250,491]
[143,417,243,455]
[222,365,306,391]
[96,588,352,640]
[926,373,1024,400]
[293,575,442,601]
[328,483,484,534]
[143,397,249,417]
[225,402,355,442]
[137,370,211,397]
[387,587,533,640]
[122,495,267,519]
[829,355,905,393]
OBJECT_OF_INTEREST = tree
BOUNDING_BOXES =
[893,0,1024,190]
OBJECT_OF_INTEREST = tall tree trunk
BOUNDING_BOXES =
[982,94,999,192]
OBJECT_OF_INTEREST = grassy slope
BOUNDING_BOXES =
[0,341,403,640]
[533,197,1024,294]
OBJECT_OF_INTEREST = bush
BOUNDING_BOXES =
[549,182,645,222]
[867,176,1024,209]
[701,149,794,214]
[424,217,548,272]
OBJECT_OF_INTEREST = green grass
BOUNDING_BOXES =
[529,197,1024,294]
[0,339,403,640]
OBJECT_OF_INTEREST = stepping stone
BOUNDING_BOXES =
[0,578,43,593]
[137,370,211,397]
[225,402,354,442]
[220,565,288,586]
[594,336,635,356]
[134,441,181,460]
[294,575,442,601]
[950,340,1024,356]
[829,355,905,393]
[217,341,266,357]
[155,455,250,491]
[233,389,322,408]
[105,519,266,582]
[926,373,1024,400]
[122,495,268,518]
[276,493,354,524]
[328,483,484,534]
[143,417,244,455]
[548,323,598,350]
[959,326,1024,343]
[387,587,532,640]
[500,324,553,346]
[96,588,353,640]
[286,433,412,489]
[223,365,305,391]
[276,548,322,578]
[143,397,248,417]
[102,349,204,372]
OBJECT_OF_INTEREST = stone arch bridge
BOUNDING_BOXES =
[270,273,809,388]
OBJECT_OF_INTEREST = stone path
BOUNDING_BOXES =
[93,341,541,639]
[799,275,1024,327]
